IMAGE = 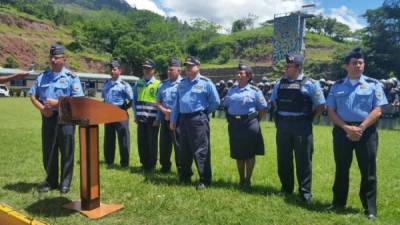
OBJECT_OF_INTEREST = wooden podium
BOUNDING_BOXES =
[58,97,127,219]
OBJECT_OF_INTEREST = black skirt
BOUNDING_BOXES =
[227,115,265,160]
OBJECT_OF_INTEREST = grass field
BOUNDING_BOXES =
[0,98,399,225]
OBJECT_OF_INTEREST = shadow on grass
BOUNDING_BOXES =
[129,166,178,176]
[25,197,76,218]
[138,173,281,196]
[282,193,360,214]
[3,182,38,193]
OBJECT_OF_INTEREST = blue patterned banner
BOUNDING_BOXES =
[273,13,306,64]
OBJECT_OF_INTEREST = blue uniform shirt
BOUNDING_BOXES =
[224,84,268,115]
[102,77,133,106]
[271,74,326,116]
[326,74,388,122]
[29,67,84,105]
[156,75,182,120]
[170,73,220,124]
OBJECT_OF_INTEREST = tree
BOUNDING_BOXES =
[231,14,258,33]
[362,0,400,78]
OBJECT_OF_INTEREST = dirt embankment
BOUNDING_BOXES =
[0,12,106,72]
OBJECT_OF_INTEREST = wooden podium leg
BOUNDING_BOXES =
[63,125,123,219]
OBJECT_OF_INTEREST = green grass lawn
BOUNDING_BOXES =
[0,98,399,225]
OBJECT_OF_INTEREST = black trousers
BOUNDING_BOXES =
[332,125,378,215]
[159,119,181,171]
[137,122,159,169]
[41,112,75,189]
[179,112,211,185]
[104,119,130,167]
[276,117,313,197]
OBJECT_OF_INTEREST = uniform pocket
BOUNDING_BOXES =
[354,89,373,111]
[53,83,69,98]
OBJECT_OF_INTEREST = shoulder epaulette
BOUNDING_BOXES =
[305,77,316,83]
[121,80,130,85]
[365,77,378,84]
[200,76,210,81]
[66,71,77,78]
[250,85,260,91]
[334,79,345,85]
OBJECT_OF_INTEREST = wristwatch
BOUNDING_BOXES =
[358,124,366,132]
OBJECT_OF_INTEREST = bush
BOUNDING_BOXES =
[4,56,19,68]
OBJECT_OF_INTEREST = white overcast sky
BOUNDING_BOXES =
[124,0,366,32]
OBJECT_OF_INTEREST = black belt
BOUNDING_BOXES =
[180,110,206,118]
[277,114,308,121]
[344,121,362,126]
[227,112,258,120]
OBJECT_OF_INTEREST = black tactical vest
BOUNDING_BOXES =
[276,77,313,115]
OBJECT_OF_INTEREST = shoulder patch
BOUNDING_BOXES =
[66,71,77,78]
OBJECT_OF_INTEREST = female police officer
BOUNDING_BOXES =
[224,64,268,189]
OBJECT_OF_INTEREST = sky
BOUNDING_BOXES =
[124,0,385,32]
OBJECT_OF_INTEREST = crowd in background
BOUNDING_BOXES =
[213,76,400,129]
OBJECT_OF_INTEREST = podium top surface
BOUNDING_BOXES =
[59,97,128,126]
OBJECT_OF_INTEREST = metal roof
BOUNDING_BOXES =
[0,67,139,82]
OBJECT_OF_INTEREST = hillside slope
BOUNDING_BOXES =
[0,7,110,72]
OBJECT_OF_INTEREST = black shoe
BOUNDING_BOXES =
[300,195,312,205]
[278,188,292,196]
[160,167,171,174]
[106,164,115,169]
[366,214,376,220]
[37,182,58,193]
[60,186,70,194]
[196,183,207,190]
[144,167,155,173]
[120,164,129,169]
[179,176,191,184]
[326,204,345,211]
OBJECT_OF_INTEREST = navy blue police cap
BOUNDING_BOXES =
[344,47,364,63]
[238,64,253,74]
[142,59,156,69]
[285,53,304,65]
[49,43,65,56]
[183,56,200,66]
[109,59,121,68]
[168,58,181,67]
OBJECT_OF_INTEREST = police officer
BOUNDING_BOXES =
[133,59,160,172]
[326,48,387,219]
[102,59,133,168]
[170,56,220,189]
[270,53,325,204]
[224,64,268,189]
[155,58,182,173]
[29,43,84,193]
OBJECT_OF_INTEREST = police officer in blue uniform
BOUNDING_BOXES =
[156,58,182,173]
[102,59,133,168]
[29,43,84,193]
[326,48,387,219]
[271,53,325,204]
[224,64,268,189]
[170,56,220,189]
